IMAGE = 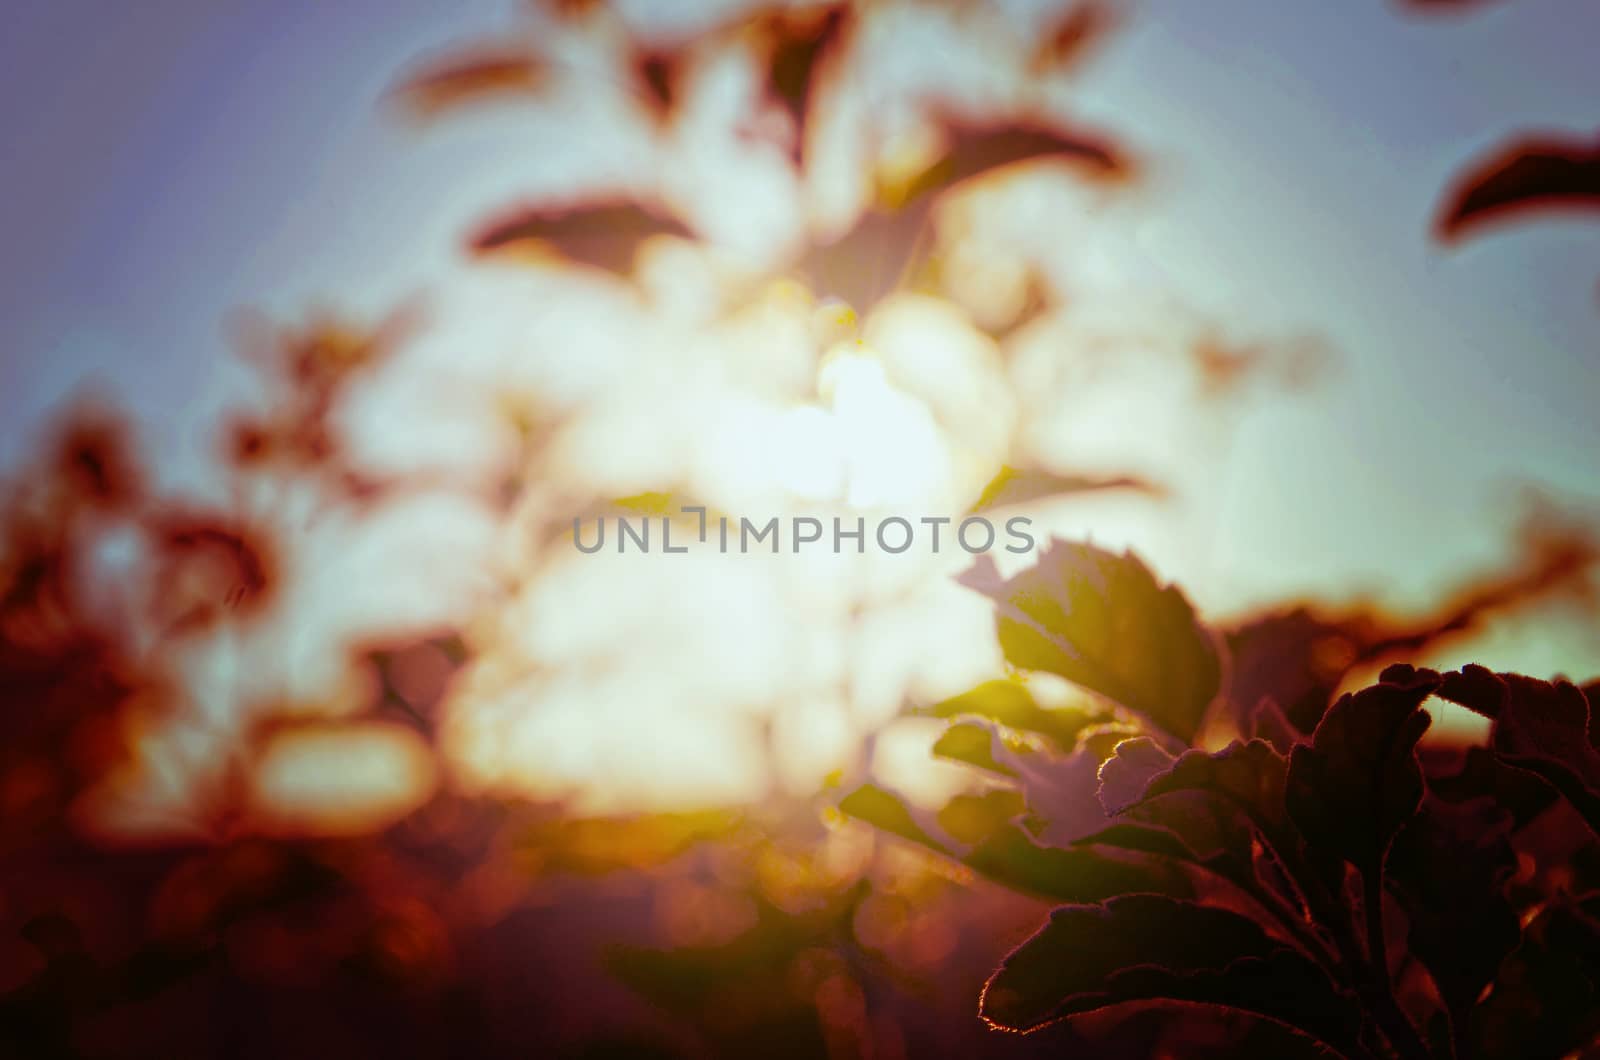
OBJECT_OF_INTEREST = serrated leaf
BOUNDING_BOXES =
[960,539,1223,744]
[1096,737,1174,816]
[1112,740,1310,927]
[1284,666,1437,874]
[1436,665,1600,835]
[980,895,1360,1050]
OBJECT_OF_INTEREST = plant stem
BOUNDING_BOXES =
[1363,867,1432,1060]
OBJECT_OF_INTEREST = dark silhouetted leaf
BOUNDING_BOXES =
[1248,696,1302,754]
[1223,515,1598,734]
[1285,665,1437,873]
[1111,740,1316,937]
[1387,794,1519,1035]
[1436,133,1600,241]
[471,200,694,275]
[960,539,1223,744]
[1471,893,1600,1060]
[1426,745,1557,829]
[1436,664,1600,835]
[965,824,1194,904]
[981,895,1361,1050]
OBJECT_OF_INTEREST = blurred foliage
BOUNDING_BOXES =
[2,1,1598,1058]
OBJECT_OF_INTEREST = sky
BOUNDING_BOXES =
[2,0,1598,813]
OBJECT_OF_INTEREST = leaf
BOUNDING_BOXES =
[1436,665,1600,835]
[917,678,1112,751]
[1096,737,1175,816]
[1386,795,1519,1032]
[1222,608,1361,735]
[1426,745,1557,830]
[1247,696,1302,754]
[470,199,695,275]
[967,465,1161,514]
[902,115,1131,204]
[391,45,545,118]
[1141,740,1292,830]
[965,824,1194,904]
[760,4,851,165]
[1435,133,1600,242]
[1470,893,1600,1060]
[980,895,1361,1051]
[796,114,1128,313]
[839,784,1190,903]
[1031,1,1121,73]
[937,788,1026,845]
[1284,665,1437,873]
[836,783,951,856]
[931,719,1016,777]
[931,718,1115,846]
[1112,740,1311,928]
[959,539,1224,744]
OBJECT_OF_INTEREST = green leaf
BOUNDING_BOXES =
[960,540,1223,744]
[839,785,1189,903]
[919,679,1110,751]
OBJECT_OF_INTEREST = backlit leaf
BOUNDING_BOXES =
[1436,664,1600,835]
[981,895,1360,1050]
[959,539,1224,744]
